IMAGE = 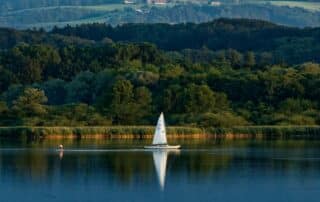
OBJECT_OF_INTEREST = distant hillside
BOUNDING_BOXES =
[1,0,320,11]
[1,3,320,28]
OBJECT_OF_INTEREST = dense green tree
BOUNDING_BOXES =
[128,70,159,86]
[160,85,182,113]
[0,101,9,118]
[48,103,111,126]
[198,112,248,127]
[261,67,304,103]
[160,64,184,80]
[182,84,216,114]
[12,88,48,117]
[258,52,273,66]
[42,79,67,105]
[66,71,96,104]
[226,49,243,67]
[134,87,153,123]
[0,67,16,93]
[243,51,256,68]
[2,84,24,105]
[278,98,315,114]
[4,44,61,84]
[109,78,136,124]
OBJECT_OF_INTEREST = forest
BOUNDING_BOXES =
[0,19,320,127]
[52,18,320,64]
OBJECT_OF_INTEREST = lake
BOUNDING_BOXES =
[0,138,320,202]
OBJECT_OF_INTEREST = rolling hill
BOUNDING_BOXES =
[1,1,320,29]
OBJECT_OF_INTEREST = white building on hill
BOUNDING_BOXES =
[147,0,168,4]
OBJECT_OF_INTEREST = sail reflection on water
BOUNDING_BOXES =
[152,150,180,190]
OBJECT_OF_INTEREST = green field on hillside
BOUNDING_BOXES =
[27,15,108,28]
[3,3,176,28]
[4,4,135,15]
[250,1,320,11]
[2,2,320,32]
[3,3,175,15]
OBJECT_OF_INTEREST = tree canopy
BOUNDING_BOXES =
[1,19,320,127]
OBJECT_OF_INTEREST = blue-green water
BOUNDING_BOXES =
[0,139,320,202]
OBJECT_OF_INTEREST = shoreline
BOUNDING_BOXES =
[0,126,320,140]
[0,126,205,140]
[43,134,209,139]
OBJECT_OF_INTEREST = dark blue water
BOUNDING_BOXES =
[0,139,320,202]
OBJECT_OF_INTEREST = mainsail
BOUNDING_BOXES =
[152,113,167,145]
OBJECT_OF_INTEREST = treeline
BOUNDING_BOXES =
[3,18,320,65]
[0,19,320,127]
[0,27,95,50]
[51,18,320,64]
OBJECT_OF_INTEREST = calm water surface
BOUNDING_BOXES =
[0,138,320,202]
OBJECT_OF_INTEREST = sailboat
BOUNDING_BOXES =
[144,113,181,149]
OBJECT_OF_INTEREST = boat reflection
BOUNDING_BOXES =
[59,150,64,160]
[152,150,180,190]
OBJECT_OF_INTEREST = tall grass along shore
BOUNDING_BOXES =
[0,126,204,140]
[207,126,320,139]
[1,126,320,140]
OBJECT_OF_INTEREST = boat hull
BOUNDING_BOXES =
[144,145,181,149]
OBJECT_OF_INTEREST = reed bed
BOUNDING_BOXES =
[1,125,320,140]
[0,126,204,140]
[207,126,320,139]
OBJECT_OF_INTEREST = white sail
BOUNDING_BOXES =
[152,113,167,145]
[152,150,168,190]
[144,112,180,149]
